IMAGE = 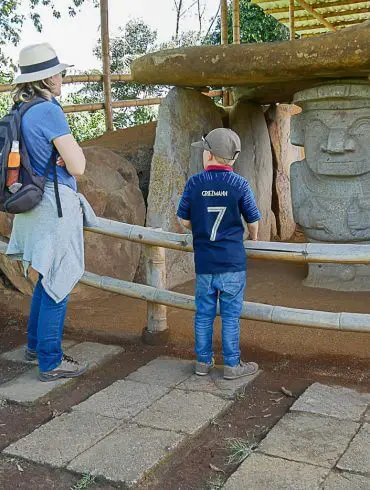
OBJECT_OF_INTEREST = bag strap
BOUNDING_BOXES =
[43,149,63,218]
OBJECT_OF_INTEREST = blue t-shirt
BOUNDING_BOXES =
[177,167,261,274]
[21,98,77,191]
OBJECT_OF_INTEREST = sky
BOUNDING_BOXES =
[6,0,221,72]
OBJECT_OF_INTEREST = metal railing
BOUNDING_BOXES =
[1,217,370,335]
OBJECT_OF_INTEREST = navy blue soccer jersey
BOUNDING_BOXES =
[177,166,261,274]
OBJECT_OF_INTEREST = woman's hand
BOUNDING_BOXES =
[56,156,65,167]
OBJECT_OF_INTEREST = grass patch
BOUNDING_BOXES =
[70,473,96,490]
[206,474,226,489]
[226,438,257,466]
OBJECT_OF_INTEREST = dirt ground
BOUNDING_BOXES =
[0,258,369,489]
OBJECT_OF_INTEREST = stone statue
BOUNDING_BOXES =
[290,82,370,290]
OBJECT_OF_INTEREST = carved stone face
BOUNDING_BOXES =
[303,107,370,176]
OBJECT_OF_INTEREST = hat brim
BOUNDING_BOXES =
[191,140,205,149]
[14,63,73,84]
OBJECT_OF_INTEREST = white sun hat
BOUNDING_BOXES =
[14,42,73,84]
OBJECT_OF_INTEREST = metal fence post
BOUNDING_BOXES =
[142,243,169,345]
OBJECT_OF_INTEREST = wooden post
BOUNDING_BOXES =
[100,0,114,132]
[232,0,241,44]
[221,0,229,106]
[142,242,169,345]
[289,0,295,40]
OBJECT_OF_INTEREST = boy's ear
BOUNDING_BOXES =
[208,151,214,161]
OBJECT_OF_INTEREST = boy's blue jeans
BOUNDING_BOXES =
[27,275,69,373]
[195,271,246,367]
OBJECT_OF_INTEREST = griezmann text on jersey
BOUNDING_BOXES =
[177,166,261,275]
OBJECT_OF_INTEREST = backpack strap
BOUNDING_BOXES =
[43,149,63,218]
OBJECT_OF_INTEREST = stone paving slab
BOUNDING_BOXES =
[67,423,184,486]
[126,357,193,388]
[176,367,260,399]
[258,412,360,468]
[134,389,230,434]
[73,380,168,420]
[0,342,123,403]
[223,453,330,490]
[323,471,370,490]
[291,383,370,422]
[3,411,120,467]
[1,340,78,365]
[336,423,370,475]
[63,341,123,368]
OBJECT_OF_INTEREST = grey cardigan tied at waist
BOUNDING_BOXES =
[6,182,98,303]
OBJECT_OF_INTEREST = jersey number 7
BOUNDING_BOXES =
[207,207,227,241]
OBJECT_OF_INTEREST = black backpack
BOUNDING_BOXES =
[0,96,62,217]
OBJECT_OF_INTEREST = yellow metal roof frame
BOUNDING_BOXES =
[251,0,370,37]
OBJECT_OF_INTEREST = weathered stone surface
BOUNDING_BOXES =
[134,389,230,434]
[258,412,359,468]
[223,453,329,490]
[177,367,260,399]
[146,87,223,287]
[131,22,370,103]
[1,340,78,365]
[73,380,168,419]
[0,342,122,403]
[0,252,38,296]
[291,383,370,422]
[336,424,370,474]
[79,146,146,282]
[82,121,157,202]
[126,357,193,388]
[67,424,184,486]
[3,411,119,467]
[230,101,273,241]
[323,472,370,490]
[266,104,304,240]
[290,81,370,291]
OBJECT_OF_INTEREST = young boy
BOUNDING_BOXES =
[177,128,261,380]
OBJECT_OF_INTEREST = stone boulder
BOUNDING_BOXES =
[266,104,305,241]
[82,122,157,203]
[79,146,146,282]
[229,100,274,241]
[146,87,224,287]
[0,147,146,297]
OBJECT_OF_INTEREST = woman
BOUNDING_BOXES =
[6,42,93,381]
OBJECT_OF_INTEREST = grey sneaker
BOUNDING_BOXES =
[24,348,37,362]
[195,358,215,376]
[224,361,259,380]
[39,355,89,382]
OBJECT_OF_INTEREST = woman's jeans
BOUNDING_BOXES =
[195,271,246,367]
[27,275,69,372]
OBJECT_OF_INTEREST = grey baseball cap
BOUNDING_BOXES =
[191,128,241,160]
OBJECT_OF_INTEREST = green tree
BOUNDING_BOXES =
[77,19,165,129]
[206,0,289,45]
[0,0,97,68]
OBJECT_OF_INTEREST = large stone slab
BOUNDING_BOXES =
[126,357,193,388]
[3,411,120,467]
[266,104,304,240]
[67,424,184,486]
[336,424,370,475]
[323,471,370,490]
[1,340,78,365]
[223,453,329,490]
[145,87,223,287]
[230,101,274,241]
[0,342,123,403]
[176,366,260,399]
[134,389,229,434]
[73,380,168,420]
[290,383,370,422]
[258,412,359,468]
[131,21,370,103]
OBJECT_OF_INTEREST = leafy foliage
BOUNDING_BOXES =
[206,0,289,45]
